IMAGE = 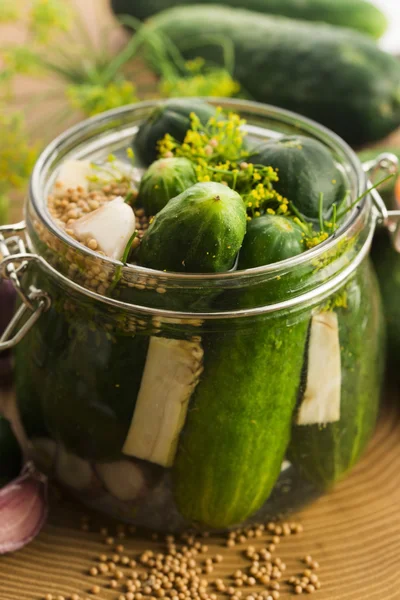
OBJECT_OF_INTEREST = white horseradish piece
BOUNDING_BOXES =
[72,196,136,260]
[297,312,341,425]
[54,160,92,196]
[123,337,204,467]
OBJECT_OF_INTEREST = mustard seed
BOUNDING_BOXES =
[311,561,319,570]
[272,537,280,545]
[45,595,53,600]
[116,545,125,553]
[126,594,134,600]
[270,583,279,591]
[314,582,321,590]
[295,586,303,595]
[106,537,115,545]
[89,567,98,577]
[304,556,313,565]
[271,593,279,600]
[305,585,315,594]
[116,570,125,579]
[90,586,100,595]
[71,595,80,600]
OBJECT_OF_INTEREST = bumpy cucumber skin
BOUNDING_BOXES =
[134,99,216,165]
[112,0,387,39]
[138,182,247,273]
[145,6,400,145]
[238,215,305,268]
[288,260,384,488]
[138,157,197,216]
[173,312,309,529]
[249,136,345,220]
[0,416,22,485]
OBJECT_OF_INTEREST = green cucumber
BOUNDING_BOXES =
[138,182,247,273]
[238,215,305,268]
[0,416,22,486]
[287,260,384,487]
[112,0,387,38]
[172,215,309,528]
[371,232,400,372]
[138,157,197,215]
[134,99,216,165]
[145,6,400,146]
[249,136,345,220]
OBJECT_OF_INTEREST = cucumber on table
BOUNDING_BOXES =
[172,214,309,528]
[288,261,384,487]
[112,0,387,39]
[144,6,400,146]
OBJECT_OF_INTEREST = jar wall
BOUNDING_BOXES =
[12,257,384,531]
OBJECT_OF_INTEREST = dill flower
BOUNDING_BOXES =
[0,0,19,22]
[2,46,41,76]
[0,111,38,191]
[160,68,240,99]
[66,80,138,117]
[29,0,72,43]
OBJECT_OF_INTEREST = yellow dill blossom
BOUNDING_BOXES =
[2,46,41,75]
[29,0,72,42]
[0,0,19,21]
[306,231,329,248]
[0,111,38,191]
[66,80,138,117]
[160,66,240,99]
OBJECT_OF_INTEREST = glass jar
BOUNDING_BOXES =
[0,99,398,532]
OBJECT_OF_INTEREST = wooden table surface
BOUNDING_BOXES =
[1,391,399,600]
[2,2,400,599]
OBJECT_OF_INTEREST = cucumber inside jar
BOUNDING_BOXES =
[23,100,382,530]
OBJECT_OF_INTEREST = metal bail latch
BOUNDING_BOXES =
[363,152,400,252]
[0,222,51,352]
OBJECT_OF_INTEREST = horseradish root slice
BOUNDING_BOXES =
[297,312,341,425]
[72,196,136,260]
[123,337,204,467]
[55,160,92,196]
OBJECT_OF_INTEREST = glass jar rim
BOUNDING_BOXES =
[29,98,368,286]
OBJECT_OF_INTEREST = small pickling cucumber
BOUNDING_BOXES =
[249,136,345,220]
[172,217,309,528]
[287,261,384,487]
[138,157,197,215]
[0,416,22,486]
[238,214,305,268]
[138,182,247,273]
[134,99,216,165]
